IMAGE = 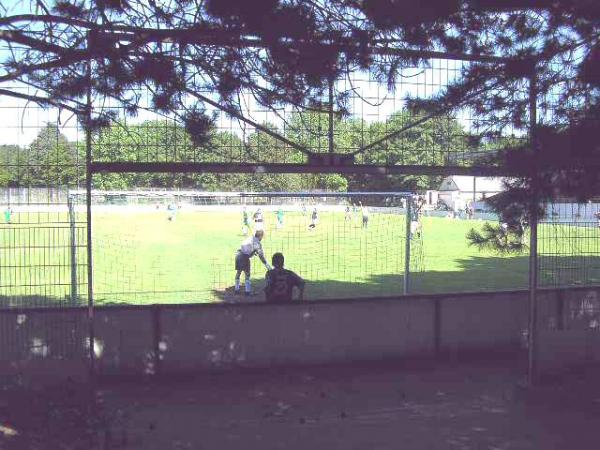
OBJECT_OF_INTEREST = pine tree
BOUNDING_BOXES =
[0,1,597,228]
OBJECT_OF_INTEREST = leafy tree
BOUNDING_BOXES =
[1,1,596,152]
[27,123,79,186]
[0,145,21,186]
[345,110,471,192]
[2,0,596,220]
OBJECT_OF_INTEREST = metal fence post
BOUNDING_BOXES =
[528,63,539,386]
[85,31,95,378]
[404,197,412,295]
[328,76,335,154]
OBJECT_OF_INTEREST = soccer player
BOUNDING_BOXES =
[4,206,12,224]
[410,206,422,238]
[361,205,369,228]
[308,207,318,229]
[167,203,177,221]
[264,253,305,302]
[466,203,475,220]
[344,205,351,221]
[253,208,264,231]
[234,229,271,296]
[595,211,600,229]
[410,197,423,238]
[241,206,250,235]
[275,207,284,229]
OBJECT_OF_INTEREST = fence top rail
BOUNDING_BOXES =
[3,285,599,314]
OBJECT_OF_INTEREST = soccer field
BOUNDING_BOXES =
[2,207,599,306]
[91,208,532,305]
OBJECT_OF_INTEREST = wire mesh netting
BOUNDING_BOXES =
[70,191,419,304]
[0,84,87,308]
[0,85,89,370]
[0,55,596,310]
[88,58,527,169]
[539,201,600,288]
[0,194,87,308]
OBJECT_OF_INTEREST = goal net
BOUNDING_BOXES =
[69,190,424,304]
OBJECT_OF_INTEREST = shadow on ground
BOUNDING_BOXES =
[3,358,596,449]
[212,255,600,303]
[1,256,599,306]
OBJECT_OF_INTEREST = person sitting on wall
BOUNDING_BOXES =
[264,252,305,303]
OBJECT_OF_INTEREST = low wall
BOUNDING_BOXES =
[0,308,88,386]
[1,287,598,384]
[536,287,600,374]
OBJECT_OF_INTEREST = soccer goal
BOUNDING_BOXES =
[68,190,424,304]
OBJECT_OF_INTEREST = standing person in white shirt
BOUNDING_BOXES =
[234,230,271,296]
[308,207,319,229]
[253,208,264,231]
[361,205,370,228]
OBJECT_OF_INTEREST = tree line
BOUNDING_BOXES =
[0,110,479,193]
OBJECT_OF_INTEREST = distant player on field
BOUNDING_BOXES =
[361,204,369,228]
[595,211,600,228]
[253,208,264,231]
[308,207,319,229]
[241,206,250,235]
[234,229,271,296]
[265,253,305,303]
[276,207,284,229]
[410,197,423,238]
[344,205,351,221]
[410,208,422,238]
[167,203,177,221]
[4,206,12,224]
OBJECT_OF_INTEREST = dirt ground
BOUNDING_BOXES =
[2,359,600,450]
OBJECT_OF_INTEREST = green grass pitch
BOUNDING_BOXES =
[91,209,531,304]
[2,208,598,306]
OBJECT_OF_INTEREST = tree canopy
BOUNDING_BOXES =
[5,111,474,192]
[0,1,597,139]
[0,1,598,219]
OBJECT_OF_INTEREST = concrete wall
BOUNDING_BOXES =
[159,298,435,374]
[1,287,599,385]
[536,287,600,374]
[0,308,88,386]
[438,291,529,354]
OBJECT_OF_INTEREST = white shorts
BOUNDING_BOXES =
[254,221,264,231]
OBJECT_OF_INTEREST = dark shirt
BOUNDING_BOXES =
[265,268,305,302]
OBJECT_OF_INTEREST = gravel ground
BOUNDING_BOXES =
[2,359,600,450]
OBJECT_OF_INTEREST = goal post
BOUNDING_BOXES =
[68,189,424,304]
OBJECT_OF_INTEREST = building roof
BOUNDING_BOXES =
[438,176,504,193]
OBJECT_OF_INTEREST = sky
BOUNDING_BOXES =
[0,0,470,147]
[0,61,469,147]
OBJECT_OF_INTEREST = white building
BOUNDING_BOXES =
[438,176,505,211]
